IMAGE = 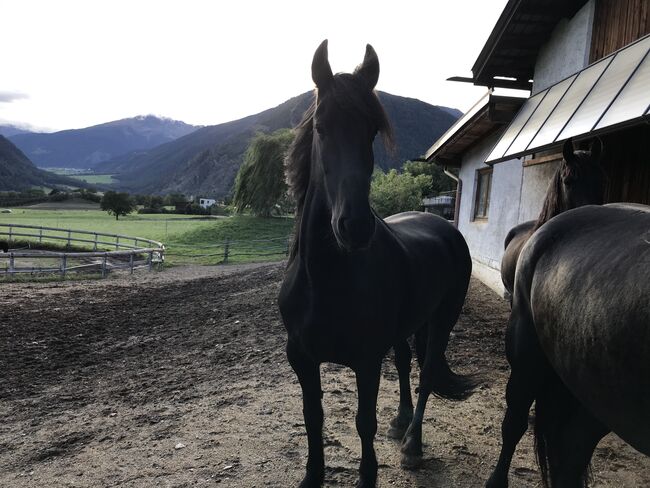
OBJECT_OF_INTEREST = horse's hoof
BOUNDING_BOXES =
[355,477,377,488]
[298,471,324,488]
[400,452,423,470]
[485,470,508,488]
[387,412,413,440]
[387,422,407,440]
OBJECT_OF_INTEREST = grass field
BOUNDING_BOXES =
[69,174,116,184]
[0,208,294,265]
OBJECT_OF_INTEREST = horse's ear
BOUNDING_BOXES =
[589,137,603,164]
[562,138,575,165]
[355,44,380,90]
[312,39,333,91]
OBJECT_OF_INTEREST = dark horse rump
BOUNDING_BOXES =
[280,40,476,487]
[488,203,650,487]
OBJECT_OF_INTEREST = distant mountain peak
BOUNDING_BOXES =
[7,115,200,168]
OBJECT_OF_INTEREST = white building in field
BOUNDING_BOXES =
[425,0,650,295]
[198,198,216,209]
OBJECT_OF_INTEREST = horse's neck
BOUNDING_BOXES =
[535,175,567,229]
[295,179,352,279]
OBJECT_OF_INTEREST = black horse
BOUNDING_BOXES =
[487,203,650,488]
[0,241,7,253]
[501,138,604,304]
[279,40,476,487]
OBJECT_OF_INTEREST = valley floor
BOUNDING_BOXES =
[1,264,648,487]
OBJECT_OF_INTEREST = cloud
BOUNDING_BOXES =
[0,91,29,103]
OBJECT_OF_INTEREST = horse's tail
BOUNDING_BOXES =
[534,377,592,488]
[428,353,479,400]
[426,276,480,401]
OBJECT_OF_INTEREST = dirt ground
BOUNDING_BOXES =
[1,263,648,487]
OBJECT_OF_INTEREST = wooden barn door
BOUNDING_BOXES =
[599,125,650,205]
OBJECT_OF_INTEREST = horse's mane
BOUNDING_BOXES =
[533,168,565,231]
[533,149,605,230]
[285,74,393,260]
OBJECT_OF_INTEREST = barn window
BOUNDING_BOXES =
[473,167,493,220]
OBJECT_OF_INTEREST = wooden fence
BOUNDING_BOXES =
[0,223,165,278]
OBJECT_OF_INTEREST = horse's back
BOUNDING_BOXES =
[385,211,471,281]
[516,203,650,455]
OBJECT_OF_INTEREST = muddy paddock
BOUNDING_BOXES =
[1,264,648,487]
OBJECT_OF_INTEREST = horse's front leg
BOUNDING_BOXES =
[387,340,413,440]
[354,361,382,488]
[287,341,324,488]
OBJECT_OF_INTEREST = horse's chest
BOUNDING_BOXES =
[279,269,398,363]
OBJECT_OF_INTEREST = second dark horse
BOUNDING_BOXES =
[500,138,604,304]
[279,41,476,487]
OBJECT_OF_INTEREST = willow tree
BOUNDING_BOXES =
[233,129,294,217]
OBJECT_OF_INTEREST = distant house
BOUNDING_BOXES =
[424,0,650,295]
[198,198,216,209]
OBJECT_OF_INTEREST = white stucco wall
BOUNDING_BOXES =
[455,135,562,295]
[532,0,595,94]
[456,131,523,296]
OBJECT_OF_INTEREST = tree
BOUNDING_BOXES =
[402,160,456,196]
[100,191,136,220]
[370,169,430,218]
[233,129,294,217]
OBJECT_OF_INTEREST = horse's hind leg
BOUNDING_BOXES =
[287,341,324,488]
[387,340,414,440]
[487,303,548,488]
[401,290,475,469]
[354,361,382,488]
[485,369,536,488]
[538,386,608,488]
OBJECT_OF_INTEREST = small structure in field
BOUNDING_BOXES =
[198,197,216,209]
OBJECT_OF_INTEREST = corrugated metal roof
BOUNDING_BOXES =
[424,92,525,166]
[486,34,650,164]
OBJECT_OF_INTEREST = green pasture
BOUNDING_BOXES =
[0,209,294,265]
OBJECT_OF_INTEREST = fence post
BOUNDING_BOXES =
[102,254,107,278]
[285,237,290,256]
[223,238,230,264]
[130,252,134,274]
[115,236,120,250]
[67,230,72,249]
[39,227,43,243]
[93,233,98,251]
[148,251,153,271]
[60,254,67,278]
[8,225,12,244]
[9,252,15,275]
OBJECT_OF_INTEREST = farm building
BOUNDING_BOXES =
[425,0,650,295]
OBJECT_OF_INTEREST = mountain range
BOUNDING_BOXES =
[0,135,81,191]
[2,92,461,197]
[4,115,199,169]
[97,91,461,198]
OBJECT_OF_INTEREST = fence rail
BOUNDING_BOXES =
[0,223,165,278]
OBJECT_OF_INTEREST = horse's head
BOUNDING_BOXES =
[559,137,605,209]
[310,40,391,251]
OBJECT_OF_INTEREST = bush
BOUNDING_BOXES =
[370,169,430,218]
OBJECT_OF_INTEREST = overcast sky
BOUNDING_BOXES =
[0,0,510,132]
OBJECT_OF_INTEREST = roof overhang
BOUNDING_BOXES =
[471,0,587,89]
[486,34,650,164]
[425,92,526,166]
